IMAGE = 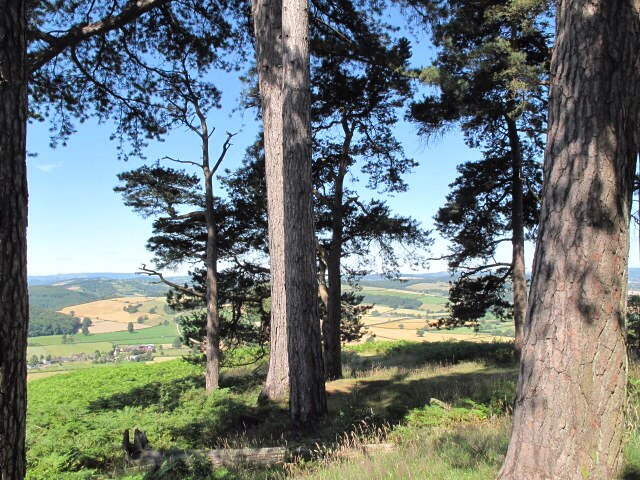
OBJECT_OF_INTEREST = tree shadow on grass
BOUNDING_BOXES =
[622,466,640,480]
[325,367,517,430]
[342,340,516,376]
[88,374,204,412]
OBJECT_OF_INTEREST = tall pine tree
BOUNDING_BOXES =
[499,0,640,476]
[410,0,551,357]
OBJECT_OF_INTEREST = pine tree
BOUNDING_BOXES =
[498,0,640,477]
[0,2,28,478]
[311,5,430,380]
[252,0,328,423]
[409,0,551,357]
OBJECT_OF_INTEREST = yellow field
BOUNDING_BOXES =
[59,296,169,333]
[363,326,508,343]
[370,320,430,330]
[405,282,449,292]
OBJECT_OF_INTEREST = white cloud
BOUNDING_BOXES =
[35,163,62,172]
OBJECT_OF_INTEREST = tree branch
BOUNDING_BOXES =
[29,0,172,73]
[211,132,237,176]
[162,155,202,168]
[159,210,206,222]
[137,264,205,299]
[458,263,512,278]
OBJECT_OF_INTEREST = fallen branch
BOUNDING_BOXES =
[122,429,394,468]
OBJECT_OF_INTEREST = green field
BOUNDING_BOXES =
[27,323,181,358]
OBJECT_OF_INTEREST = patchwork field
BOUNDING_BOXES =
[59,296,176,333]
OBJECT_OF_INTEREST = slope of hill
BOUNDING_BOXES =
[29,285,98,310]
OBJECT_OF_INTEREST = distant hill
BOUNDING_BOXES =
[29,285,98,310]
[28,273,142,285]
[26,276,185,338]
[362,272,454,282]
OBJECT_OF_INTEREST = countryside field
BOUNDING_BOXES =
[59,296,177,331]
[27,277,514,365]
[27,323,182,358]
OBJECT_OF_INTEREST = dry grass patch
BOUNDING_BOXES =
[364,327,499,342]
[59,296,167,328]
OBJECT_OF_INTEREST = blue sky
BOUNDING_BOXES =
[25,11,640,276]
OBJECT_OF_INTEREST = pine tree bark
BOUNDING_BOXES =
[202,130,220,392]
[252,0,290,403]
[506,115,527,360]
[0,1,28,478]
[282,0,327,423]
[323,230,343,380]
[498,0,640,478]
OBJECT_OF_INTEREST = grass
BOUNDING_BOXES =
[28,324,179,348]
[25,340,640,479]
[39,341,115,357]
[290,418,509,480]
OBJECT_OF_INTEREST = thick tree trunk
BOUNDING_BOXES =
[282,0,327,424]
[498,1,640,478]
[252,0,289,403]
[0,1,28,479]
[505,115,527,360]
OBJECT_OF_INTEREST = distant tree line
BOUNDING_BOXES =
[28,308,81,337]
[362,294,422,310]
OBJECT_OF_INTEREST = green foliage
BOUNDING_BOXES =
[447,275,511,324]
[29,307,81,337]
[628,295,640,357]
[127,322,134,334]
[26,361,259,478]
[361,294,422,310]
[123,303,142,314]
[29,286,96,310]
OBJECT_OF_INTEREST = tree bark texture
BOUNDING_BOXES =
[498,1,640,478]
[0,1,28,478]
[506,115,527,360]
[252,0,289,403]
[203,136,220,392]
[282,0,327,423]
[323,234,343,380]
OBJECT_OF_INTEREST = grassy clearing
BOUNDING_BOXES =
[25,340,640,479]
[290,418,510,480]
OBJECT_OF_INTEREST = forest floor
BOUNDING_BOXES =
[25,340,640,479]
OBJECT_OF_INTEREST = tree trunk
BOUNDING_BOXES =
[203,150,219,391]
[498,1,640,478]
[252,0,289,403]
[322,119,351,381]
[282,0,327,424]
[0,1,28,478]
[505,115,527,360]
[323,210,343,380]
